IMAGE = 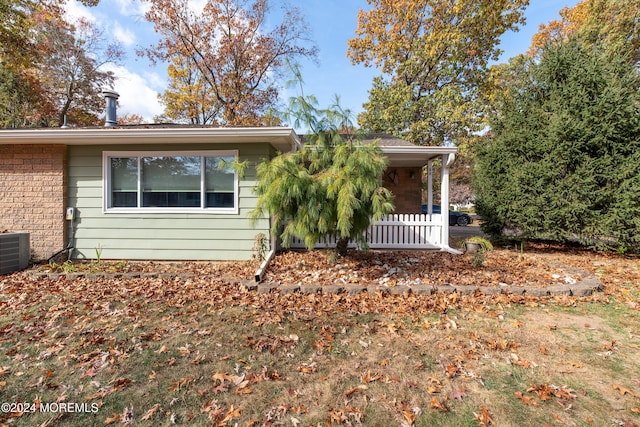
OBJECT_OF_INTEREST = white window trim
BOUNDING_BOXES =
[102,150,239,214]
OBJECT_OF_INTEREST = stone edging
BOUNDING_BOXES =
[26,271,201,281]
[242,275,603,297]
[24,271,603,297]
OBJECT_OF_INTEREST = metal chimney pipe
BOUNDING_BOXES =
[102,90,119,127]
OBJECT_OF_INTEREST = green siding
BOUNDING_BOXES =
[67,143,271,261]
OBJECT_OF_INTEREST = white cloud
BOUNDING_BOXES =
[142,70,167,89]
[188,0,208,14]
[114,0,150,17]
[112,22,136,46]
[64,0,98,23]
[103,64,165,122]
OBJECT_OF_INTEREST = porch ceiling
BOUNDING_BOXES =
[381,146,458,167]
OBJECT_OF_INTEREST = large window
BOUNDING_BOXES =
[104,150,238,212]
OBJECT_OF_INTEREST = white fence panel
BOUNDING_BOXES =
[289,214,443,250]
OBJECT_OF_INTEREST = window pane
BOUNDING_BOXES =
[143,191,201,207]
[205,156,235,208]
[106,153,236,211]
[111,157,137,207]
[142,156,201,207]
[206,192,234,208]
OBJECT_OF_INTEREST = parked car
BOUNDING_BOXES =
[421,204,473,226]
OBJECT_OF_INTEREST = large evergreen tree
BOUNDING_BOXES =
[474,39,640,250]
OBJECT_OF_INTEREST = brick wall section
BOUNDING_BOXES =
[0,144,67,261]
[382,167,422,214]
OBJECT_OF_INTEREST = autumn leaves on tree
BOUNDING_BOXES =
[0,0,120,128]
[142,0,317,126]
[347,0,529,147]
[0,0,317,128]
[528,0,640,63]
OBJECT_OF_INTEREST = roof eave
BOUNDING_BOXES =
[0,127,301,153]
[381,145,457,167]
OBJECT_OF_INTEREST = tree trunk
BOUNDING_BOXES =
[336,237,349,257]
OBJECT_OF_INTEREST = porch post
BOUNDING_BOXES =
[427,160,433,214]
[440,153,455,250]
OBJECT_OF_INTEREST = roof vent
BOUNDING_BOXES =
[102,90,119,127]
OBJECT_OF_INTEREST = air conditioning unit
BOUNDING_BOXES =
[0,232,30,275]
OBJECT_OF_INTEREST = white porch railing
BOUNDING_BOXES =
[289,213,444,250]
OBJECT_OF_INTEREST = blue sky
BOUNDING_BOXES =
[65,0,579,124]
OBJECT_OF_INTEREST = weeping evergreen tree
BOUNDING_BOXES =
[474,38,640,250]
[250,96,394,255]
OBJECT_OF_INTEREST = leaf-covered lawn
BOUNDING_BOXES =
[0,246,639,426]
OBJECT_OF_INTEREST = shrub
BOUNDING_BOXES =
[474,39,640,251]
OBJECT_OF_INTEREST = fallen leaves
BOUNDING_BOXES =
[209,367,279,397]
[168,377,193,392]
[297,362,317,375]
[444,363,461,378]
[360,369,382,384]
[104,404,135,425]
[140,403,161,421]
[426,377,443,395]
[448,386,467,402]
[245,334,299,354]
[515,384,577,409]
[514,391,539,407]
[86,377,132,400]
[344,384,368,399]
[398,402,422,426]
[613,384,640,399]
[103,413,121,424]
[475,406,494,426]
[327,405,363,425]
[212,372,234,383]
[430,396,449,412]
[0,246,639,426]
[264,248,590,289]
[200,402,241,426]
[122,404,135,425]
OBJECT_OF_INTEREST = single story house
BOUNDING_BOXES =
[0,113,457,262]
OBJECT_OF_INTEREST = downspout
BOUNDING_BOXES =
[254,224,277,283]
[254,249,275,282]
